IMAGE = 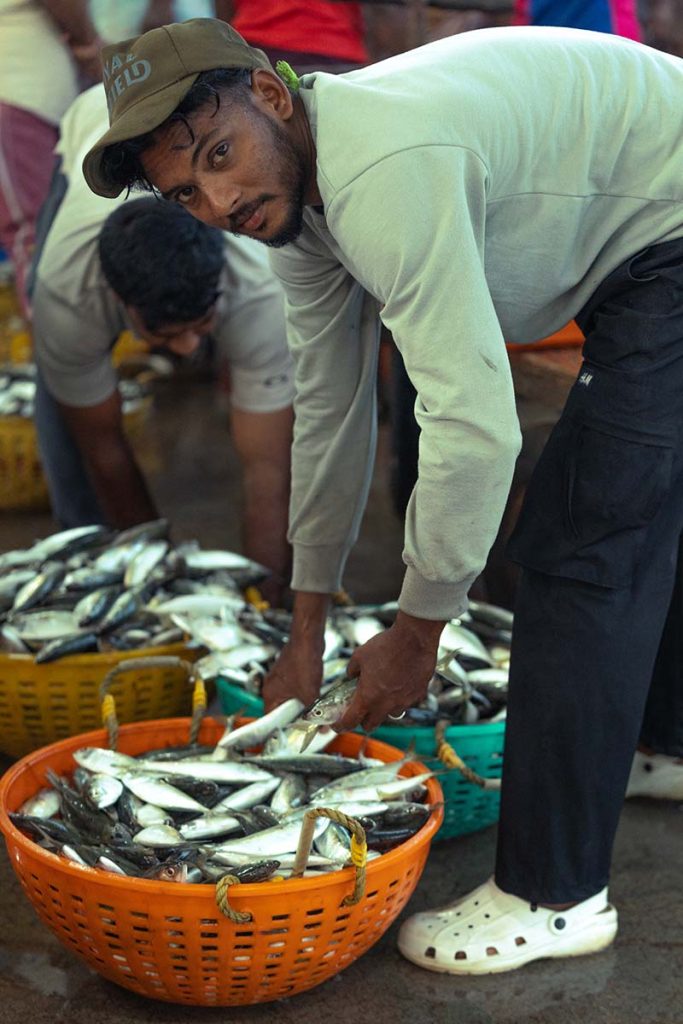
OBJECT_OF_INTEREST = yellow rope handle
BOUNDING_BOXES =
[215,874,253,923]
[99,656,199,750]
[290,806,367,906]
[188,667,207,746]
[244,586,269,611]
[435,720,501,792]
[100,693,118,751]
[331,588,354,607]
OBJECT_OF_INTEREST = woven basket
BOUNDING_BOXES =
[0,719,443,1005]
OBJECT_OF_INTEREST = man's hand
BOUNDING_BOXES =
[261,590,329,712]
[262,639,323,713]
[334,611,446,733]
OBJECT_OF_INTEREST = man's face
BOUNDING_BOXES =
[140,82,307,247]
[125,304,217,356]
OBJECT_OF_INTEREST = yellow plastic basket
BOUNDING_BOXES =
[110,330,149,368]
[0,414,49,509]
[0,396,152,512]
[0,644,202,759]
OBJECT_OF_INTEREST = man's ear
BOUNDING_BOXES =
[250,68,294,121]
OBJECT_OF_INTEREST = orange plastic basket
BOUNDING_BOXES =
[0,719,443,1006]
[0,644,200,759]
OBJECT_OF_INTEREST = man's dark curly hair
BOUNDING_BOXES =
[98,197,225,331]
[99,67,253,195]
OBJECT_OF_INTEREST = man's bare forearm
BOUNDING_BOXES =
[84,440,159,528]
[38,0,98,44]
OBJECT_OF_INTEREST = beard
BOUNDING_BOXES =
[250,115,307,248]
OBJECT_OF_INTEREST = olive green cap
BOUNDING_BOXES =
[82,18,273,198]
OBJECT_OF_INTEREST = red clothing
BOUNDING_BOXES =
[231,0,369,63]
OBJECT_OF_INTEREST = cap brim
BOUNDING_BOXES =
[82,73,200,198]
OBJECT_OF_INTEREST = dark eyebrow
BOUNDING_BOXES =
[162,128,221,201]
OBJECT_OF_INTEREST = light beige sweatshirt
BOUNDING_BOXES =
[269,27,683,619]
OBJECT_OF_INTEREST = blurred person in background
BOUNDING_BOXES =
[31,86,295,599]
[0,0,101,315]
[514,0,640,38]
[640,0,683,56]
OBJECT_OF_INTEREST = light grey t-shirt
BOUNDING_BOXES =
[34,86,294,414]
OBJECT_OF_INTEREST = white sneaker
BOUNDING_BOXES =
[625,750,683,800]
[397,877,617,975]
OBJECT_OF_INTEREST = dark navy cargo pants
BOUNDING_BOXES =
[497,236,683,903]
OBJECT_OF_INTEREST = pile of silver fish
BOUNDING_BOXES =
[177,598,513,729]
[0,522,270,663]
[0,363,148,419]
[10,701,435,883]
[0,521,512,721]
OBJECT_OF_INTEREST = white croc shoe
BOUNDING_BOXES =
[625,750,683,800]
[397,877,617,975]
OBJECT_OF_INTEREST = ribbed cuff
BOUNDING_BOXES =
[291,542,346,594]
[398,566,475,621]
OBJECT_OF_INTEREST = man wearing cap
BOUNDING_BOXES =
[81,19,683,974]
[33,82,295,594]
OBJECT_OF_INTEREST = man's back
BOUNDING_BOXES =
[297,27,683,341]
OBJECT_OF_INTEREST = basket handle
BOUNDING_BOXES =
[435,719,501,792]
[99,655,205,750]
[291,807,367,906]
[213,808,368,923]
[215,874,253,923]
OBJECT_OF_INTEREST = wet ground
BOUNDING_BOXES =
[0,377,681,1024]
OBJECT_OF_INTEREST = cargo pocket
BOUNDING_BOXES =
[507,419,673,589]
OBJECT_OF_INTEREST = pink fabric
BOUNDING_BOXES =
[611,0,641,40]
[0,103,58,317]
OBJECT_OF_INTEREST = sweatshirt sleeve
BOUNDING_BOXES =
[268,225,383,594]
[326,146,522,619]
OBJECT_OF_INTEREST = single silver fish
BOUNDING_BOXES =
[119,773,206,812]
[83,773,124,810]
[132,824,184,847]
[18,788,61,819]
[210,818,327,858]
[178,813,242,841]
[73,747,138,776]
[134,759,274,785]
[217,698,305,752]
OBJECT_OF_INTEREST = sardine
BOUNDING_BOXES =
[119,773,206,813]
[217,698,304,751]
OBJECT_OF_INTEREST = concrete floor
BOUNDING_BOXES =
[0,377,681,1024]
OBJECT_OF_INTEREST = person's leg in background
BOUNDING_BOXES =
[34,367,104,527]
[0,103,58,317]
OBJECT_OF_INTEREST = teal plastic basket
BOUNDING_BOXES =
[216,678,505,841]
